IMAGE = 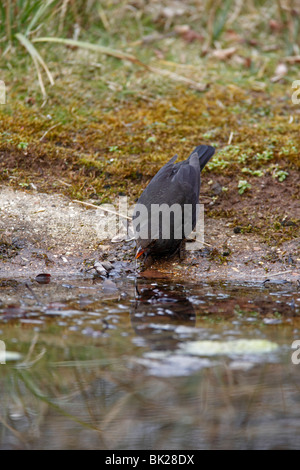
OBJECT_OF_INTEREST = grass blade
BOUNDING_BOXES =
[33,36,146,66]
[5,0,12,43]
[148,65,207,91]
[33,37,207,91]
[25,0,55,36]
[16,33,54,91]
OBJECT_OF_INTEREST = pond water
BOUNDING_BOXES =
[0,273,299,450]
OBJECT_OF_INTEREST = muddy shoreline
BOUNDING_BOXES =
[0,186,299,283]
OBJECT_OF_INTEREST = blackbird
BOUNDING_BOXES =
[132,145,215,259]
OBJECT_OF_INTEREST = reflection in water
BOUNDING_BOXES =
[131,284,195,350]
[0,277,299,449]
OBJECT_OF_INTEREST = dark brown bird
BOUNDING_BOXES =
[132,145,215,260]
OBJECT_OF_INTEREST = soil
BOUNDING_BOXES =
[0,183,299,283]
[0,86,299,282]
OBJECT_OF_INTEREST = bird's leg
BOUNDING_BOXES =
[179,242,186,261]
[173,240,186,262]
[134,253,141,298]
[135,281,141,298]
[143,252,153,269]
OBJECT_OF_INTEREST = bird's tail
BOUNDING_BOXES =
[189,145,215,171]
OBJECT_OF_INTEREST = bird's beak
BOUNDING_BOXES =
[136,247,146,259]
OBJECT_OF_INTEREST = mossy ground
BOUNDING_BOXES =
[0,8,299,250]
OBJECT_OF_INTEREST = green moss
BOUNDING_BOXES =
[0,28,299,248]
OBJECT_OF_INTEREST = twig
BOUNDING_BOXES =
[285,55,300,63]
[57,179,72,187]
[129,32,175,46]
[73,199,131,220]
[16,348,46,369]
[264,270,295,277]
[186,237,211,247]
[40,123,60,142]
[25,282,43,306]
[33,37,208,92]
[148,65,208,92]
[158,60,201,70]
[228,131,234,145]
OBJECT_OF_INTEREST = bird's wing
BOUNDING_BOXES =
[171,154,200,199]
[149,154,178,183]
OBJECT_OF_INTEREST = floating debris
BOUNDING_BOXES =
[181,339,279,356]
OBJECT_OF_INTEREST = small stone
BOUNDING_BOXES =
[211,182,223,195]
[102,280,118,292]
[94,261,107,276]
[101,261,114,271]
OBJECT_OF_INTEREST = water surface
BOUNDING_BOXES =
[0,274,299,449]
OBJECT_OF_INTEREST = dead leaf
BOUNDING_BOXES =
[285,55,300,64]
[154,49,165,60]
[233,55,251,68]
[175,25,203,43]
[271,63,288,82]
[269,19,283,32]
[225,30,243,42]
[162,6,186,19]
[211,47,236,61]
[262,45,280,52]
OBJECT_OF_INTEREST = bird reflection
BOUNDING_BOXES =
[131,283,196,351]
